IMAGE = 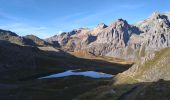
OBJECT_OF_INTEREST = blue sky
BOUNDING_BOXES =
[0,0,170,38]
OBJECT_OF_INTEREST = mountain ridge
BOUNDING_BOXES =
[46,11,170,61]
[0,29,51,46]
[1,11,169,61]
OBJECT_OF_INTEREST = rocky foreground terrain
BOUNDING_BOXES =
[0,11,170,100]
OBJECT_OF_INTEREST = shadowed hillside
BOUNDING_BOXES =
[0,40,132,82]
[0,40,133,100]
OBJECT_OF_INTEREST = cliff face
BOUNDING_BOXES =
[47,12,170,61]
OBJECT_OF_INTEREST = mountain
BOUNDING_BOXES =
[86,19,140,57]
[46,19,141,55]
[125,12,170,60]
[47,12,170,61]
[113,13,170,82]
[0,29,50,46]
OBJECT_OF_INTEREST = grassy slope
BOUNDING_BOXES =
[76,47,170,100]
[133,48,170,79]
[110,48,170,100]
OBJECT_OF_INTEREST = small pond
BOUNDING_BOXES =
[39,70,113,79]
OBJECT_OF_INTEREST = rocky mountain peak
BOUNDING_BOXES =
[150,12,170,24]
[137,12,170,33]
[94,18,139,53]
[117,18,127,22]
[96,23,108,29]
[150,11,161,19]
[110,18,128,28]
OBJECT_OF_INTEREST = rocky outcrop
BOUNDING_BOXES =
[136,12,170,49]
